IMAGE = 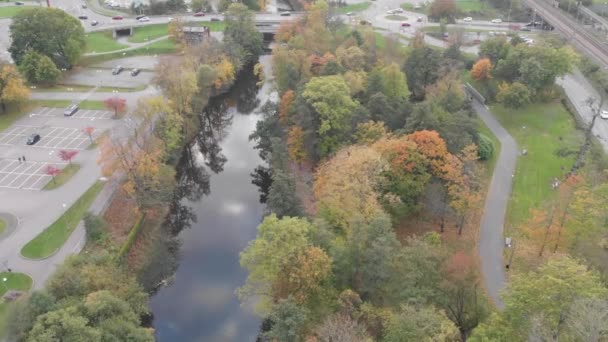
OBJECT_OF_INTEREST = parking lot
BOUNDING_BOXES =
[0,159,65,191]
[0,125,92,150]
[30,107,114,121]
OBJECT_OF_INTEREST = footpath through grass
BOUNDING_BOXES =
[128,20,225,43]
[85,31,128,53]
[21,181,104,259]
[43,164,81,191]
[456,0,483,11]
[0,272,32,338]
[492,101,584,227]
[79,38,178,66]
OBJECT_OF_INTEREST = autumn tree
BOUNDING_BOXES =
[446,144,482,235]
[496,82,530,108]
[429,0,458,22]
[278,90,294,125]
[471,58,493,81]
[0,63,30,113]
[316,314,370,342]
[83,126,95,144]
[213,56,235,90]
[167,16,185,46]
[45,165,61,184]
[303,75,358,157]
[287,125,307,165]
[383,304,459,341]
[239,215,331,313]
[58,150,78,165]
[355,121,388,145]
[104,97,127,118]
[314,145,388,231]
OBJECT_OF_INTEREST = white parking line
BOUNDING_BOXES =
[15,164,47,189]
[0,160,17,172]
[5,163,41,187]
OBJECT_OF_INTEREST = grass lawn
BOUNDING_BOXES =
[492,101,584,227]
[335,2,371,14]
[385,14,408,21]
[85,31,128,53]
[80,100,106,110]
[456,0,483,12]
[43,164,81,191]
[0,218,5,235]
[21,181,104,259]
[0,6,24,18]
[96,85,147,92]
[0,272,32,338]
[0,103,35,132]
[128,24,169,43]
[79,38,178,66]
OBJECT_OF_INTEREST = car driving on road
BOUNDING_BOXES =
[130,68,141,76]
[91,20,99,26]
[78,15,88,20]
[112,66,124,75]
[26,134,41,146]
[491,18,503,23]
[138,16,150,22]
[463,17,473,22]
[112,15,124,20]
[193,11,205,17]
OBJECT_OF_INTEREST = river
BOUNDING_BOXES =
[149,55,276,341]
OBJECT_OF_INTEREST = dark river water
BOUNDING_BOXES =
[150,56,275,341]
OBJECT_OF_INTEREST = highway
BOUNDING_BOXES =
[523,0,608,68]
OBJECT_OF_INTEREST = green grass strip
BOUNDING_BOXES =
[21,181,104,259]
[43,164,81,191]
[116,213,145,261]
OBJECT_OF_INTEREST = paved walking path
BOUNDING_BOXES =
[472,100,518,309]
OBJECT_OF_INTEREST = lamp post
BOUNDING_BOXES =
[1,277,7,295]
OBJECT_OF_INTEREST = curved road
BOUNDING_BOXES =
[471,100,517,308]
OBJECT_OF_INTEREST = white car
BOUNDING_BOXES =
[346,11,354,16]
[601,110,608,119]
[138,16,150,22]
[491,18,503,23]
[463,17,473,22]
[386,9,395,14]
[393,8,404,13]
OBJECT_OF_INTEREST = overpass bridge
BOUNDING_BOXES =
[98,13,303,37]
[523,0,608,68]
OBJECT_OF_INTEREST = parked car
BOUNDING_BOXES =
[15,1,24,5]
[64,104,79,117]
[491,18,502,23]
[193,11,205,17]
[463,17,473,22]
[82,4,87,8]
[601,110,608,119]
[520,26,531,31]
[130,68,141,76]
[346,12,354,16]
[112,66,123,75]
[135,15,146,20]
[210,17,220,21]
[26,133,41,146]
[401,22,411,27]
[393,8,404,13]
[91,20,99,26]
[386,9,395,14]
[112,15,123,20]
[280,11,291,16]
[417,16,423,22]
[138,16,150,22]
[442,32,449,38]
[359,20,371,25]
[78,15,88,20]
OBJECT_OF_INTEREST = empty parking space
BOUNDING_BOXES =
[0,125,91,150]
[0,159,65,190]
[30,107,113,121]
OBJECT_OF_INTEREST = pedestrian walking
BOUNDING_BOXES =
[22,155,26,162]
[17,157,21,163]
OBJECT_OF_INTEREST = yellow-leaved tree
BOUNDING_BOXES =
[0,63,30,112]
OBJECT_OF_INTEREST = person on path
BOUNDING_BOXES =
[17,157,21,163]
[22,156,26,162]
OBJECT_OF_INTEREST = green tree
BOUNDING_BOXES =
[404,46,441,100]
[496,81,530,108]
[224,3,263,65]
[266,297,309,341]
[471,256,608,340]
[383,304,459,342]
[478,37,510,63]
[8,292,57,341]
[27,306,100,342]
[10,7,85,69]
[302,75,358,157]
[380,63,410,102]
[238,215,314,312]
[19,50,62,85]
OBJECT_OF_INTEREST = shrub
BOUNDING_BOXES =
[477,133,494,161]
[83,213,106,242]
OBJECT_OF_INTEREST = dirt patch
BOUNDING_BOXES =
[103,188,139,246]
[126,206,169,271]
[291,160,317,216]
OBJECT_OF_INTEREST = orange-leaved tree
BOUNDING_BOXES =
[471,58,493,81]
[104,97,127,118]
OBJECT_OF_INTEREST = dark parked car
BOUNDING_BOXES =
[78,15,88,19]
[135,15,146,20]
[112,66,123,75]
[26,134,40,146]
[210,17,220,21]
[401,22,411,27]
[91,20,99,26]
[82,4,87,8]
[130,68,141,76]
[64,104,79,117]
[15,1,24,5]
[279,11,291,16]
